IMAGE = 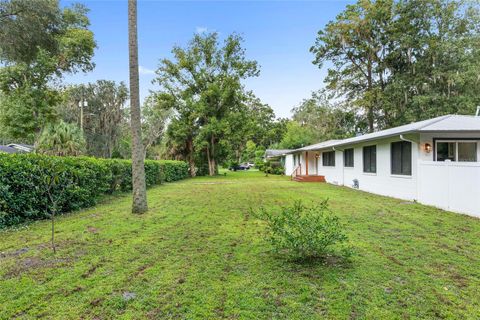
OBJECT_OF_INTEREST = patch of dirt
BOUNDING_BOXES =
[90,297,104,307]
[0,247,29,260]
[4,256,72,279]
[377,246,404,266]
[86,226,99,234]
[81,264,100,279]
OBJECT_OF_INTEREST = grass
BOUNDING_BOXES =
[1,171,480,319]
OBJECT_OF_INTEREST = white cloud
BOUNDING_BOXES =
[195,26,208,34]
[139,66,155,75]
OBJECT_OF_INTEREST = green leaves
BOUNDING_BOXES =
[254,200,352,261]
[154,32,260,175]
[36,121,86,156]
[0,153,189,228]
[0,0,96,141]
[311,0,480,131]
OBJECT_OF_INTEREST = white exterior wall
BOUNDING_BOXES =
[285,154,294,175]
[283,131,480,218]
[419,132,480,161]
[318,137,419,201]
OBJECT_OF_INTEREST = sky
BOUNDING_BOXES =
[64,0,355,118]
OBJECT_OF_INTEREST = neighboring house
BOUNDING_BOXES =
[282,115,480,218]
[7,144,34,153]
[0,145,19,154]
[264,149,293,166]
[0,144,34,154]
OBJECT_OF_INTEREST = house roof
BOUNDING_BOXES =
[7,143,34,152]
[265,149,293,158]
[295,140,342,152]
[0,145,20,154]
[289,115,480,153]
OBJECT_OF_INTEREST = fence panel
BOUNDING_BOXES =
[418,161,480,217]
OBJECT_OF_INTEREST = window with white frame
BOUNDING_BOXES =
[435,140,478,162]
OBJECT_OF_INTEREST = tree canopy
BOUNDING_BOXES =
[0,0,96,141]
[311,0,480,132]
[154,32,261,175]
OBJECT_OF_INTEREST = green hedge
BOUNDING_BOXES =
[0,154,189,227]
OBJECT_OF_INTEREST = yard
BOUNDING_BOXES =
[1,171,480,319]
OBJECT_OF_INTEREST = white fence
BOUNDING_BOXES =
[418,161,480,217]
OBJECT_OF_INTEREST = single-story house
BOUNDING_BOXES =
[282,114,480,218]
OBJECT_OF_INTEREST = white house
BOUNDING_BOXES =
[284,115,480,218]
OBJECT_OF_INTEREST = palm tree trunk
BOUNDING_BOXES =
[128,0,148,214]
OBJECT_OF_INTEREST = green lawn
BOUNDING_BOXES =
[1,171,480,319]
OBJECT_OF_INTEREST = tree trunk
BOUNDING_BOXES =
[367,60,374,133]
[206,145,212,175]
[128,0,148,214]
[187,139,196,177]
[207,135,216,176]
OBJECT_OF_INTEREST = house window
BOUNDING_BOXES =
[458,142,477,162]
[322,151,335,167]
[293,154,296,166]
[363,145,376,173]
[344,148,354,167]
[391,141,412,175]
[436,142,456,161]
[436,140,478,162]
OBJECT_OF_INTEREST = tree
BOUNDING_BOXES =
[380,0,480,127]
[60,80,128,158]
[0,0,96,141]
[142,93,172,158]
[311,0,480,131]
[36,120,86,156]
[128,0,147,214]
[291,90,359,141]
[155,32,259,176]
[311,0,393,132]
[278,121,316,149]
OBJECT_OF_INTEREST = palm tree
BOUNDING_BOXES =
[36,121,86,156]
[128,0,148,213]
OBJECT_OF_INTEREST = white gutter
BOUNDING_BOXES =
[399,134,415,144]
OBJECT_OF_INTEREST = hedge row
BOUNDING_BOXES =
[0,154,189,227]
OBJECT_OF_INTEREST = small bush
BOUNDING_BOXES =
[0,154,189,228]
[259,160,284,175]
[254,200,352,260]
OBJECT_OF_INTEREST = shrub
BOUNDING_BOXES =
[0,154,189,228]
[254,200,352,260]
[259,160,284,175]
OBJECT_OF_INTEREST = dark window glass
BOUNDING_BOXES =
[436,142,456,161]
[322,151,335,167]
[344,148,354,167]
[391,141,412,175]
[458,142,477,162]
[363,145,376,173]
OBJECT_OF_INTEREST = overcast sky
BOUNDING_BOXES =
[63,0,355,118]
